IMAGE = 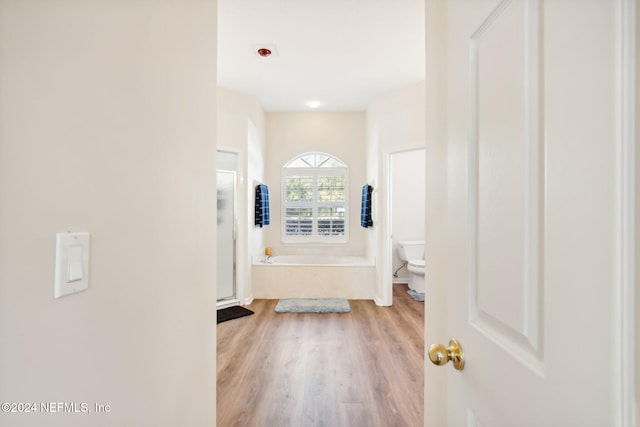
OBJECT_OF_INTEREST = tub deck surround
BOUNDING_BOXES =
[255,254,373,266]
[252,254,375,300]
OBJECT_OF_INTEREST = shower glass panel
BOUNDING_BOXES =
[217,170,236,301]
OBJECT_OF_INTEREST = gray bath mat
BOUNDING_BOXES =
[407,289,425,302]
[275,298,350,313]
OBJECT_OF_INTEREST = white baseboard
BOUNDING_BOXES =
[216,299,240,310]
[374,297,384,306]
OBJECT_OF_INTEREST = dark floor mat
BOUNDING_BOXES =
[217,306,254,324]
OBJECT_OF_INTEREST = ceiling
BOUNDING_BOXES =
[217,0,425,112]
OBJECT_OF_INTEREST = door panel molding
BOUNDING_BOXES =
[468,0,544,375]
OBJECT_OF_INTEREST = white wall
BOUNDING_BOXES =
[248,120,266,258]
[264,112,367,257]
[367,82,427,149]
[0,1,217,426]
[218,87,266,304]
[366,81,426,304]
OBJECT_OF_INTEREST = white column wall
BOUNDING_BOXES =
[366,82,426,304]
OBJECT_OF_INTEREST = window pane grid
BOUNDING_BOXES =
[317,207,345,236]
[285,176,313,202]
[283,153,348,241]
[284,152,346,169]
[285,207,313,236]
[317,176,345,203]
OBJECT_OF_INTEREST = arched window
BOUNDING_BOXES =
[282,152,348,242]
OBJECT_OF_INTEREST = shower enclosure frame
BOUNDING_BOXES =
[216,168,238,307]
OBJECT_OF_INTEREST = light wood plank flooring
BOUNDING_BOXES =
[217,284,424,427]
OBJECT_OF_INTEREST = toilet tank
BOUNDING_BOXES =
[397,240,425,261]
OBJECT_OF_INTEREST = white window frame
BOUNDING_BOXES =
[282,153,349,244]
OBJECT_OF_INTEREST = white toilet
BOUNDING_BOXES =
[397,240,425,293]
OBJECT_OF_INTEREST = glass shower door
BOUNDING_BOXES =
[217,170,236,301]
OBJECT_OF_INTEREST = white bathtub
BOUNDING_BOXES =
[252,255,376,299]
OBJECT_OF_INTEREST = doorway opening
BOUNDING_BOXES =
[383,146,426,306]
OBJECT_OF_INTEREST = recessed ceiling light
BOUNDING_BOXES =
[306,101,322,109]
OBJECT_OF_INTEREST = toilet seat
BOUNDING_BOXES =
[406,259,425,293]
[408,259,424,268]
[408,259,425,273]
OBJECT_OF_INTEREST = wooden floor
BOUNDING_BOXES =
[217,284,424,427]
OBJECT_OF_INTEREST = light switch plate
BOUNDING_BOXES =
[54,232,90,298]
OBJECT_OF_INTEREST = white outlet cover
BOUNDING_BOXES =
[54,232,90,298]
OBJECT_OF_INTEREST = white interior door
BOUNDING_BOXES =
[425,0,625,425]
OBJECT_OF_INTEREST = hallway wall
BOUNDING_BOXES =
[0,1,218,426]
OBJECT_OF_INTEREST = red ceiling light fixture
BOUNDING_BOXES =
[252,43,278,58]
[257,48,272,58]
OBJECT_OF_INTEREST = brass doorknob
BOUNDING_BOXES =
[428,338,465,370]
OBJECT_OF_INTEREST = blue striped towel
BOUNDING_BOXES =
[360,184,373,228]
[255,184,270,227]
